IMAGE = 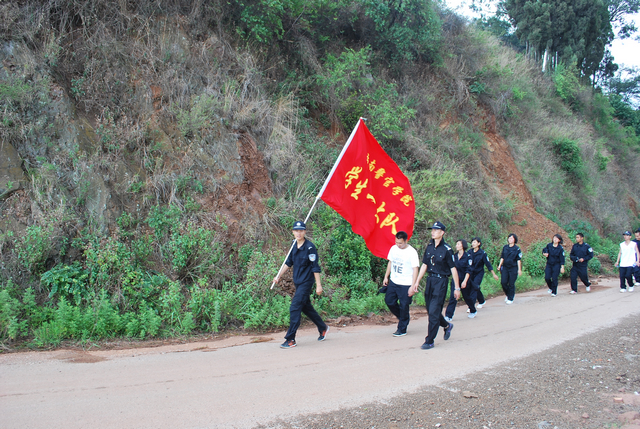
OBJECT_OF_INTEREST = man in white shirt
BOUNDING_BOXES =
[382,231,420,336]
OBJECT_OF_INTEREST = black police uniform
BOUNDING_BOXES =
[422,239,456,345]
[543,243,565,295]
[445,251,472,319]
[500,244,522,301]
[283,238,328,342]
[569,242,593,292]
[468,248,494,306]
[633,238,640,283]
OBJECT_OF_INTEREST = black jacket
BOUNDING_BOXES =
[542,243,566,267]
[500,245,522,269]
[469,248,495,276]
[569,242,593,267]
[285,239,321,286]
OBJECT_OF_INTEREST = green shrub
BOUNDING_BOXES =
[552,64,581,108]
[41,263,90,306]
[165,225,221,281]
[15,225,53,275]
[360,0,442,63]
[550,138,585,180]
[522,241,547,277]
[146,205,182,240]
[0,290,28,341]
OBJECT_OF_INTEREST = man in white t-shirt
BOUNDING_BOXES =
[383,231,420,336]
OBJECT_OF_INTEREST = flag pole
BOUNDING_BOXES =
[270,118,365,289]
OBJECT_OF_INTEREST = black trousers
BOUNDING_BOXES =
[424,275,450,344]
[470,272,486,305]
[544,263,561,294]
[570,264,590,292]
[620,266,634,289]
[285,282,327,341]
[460,281,477,313]
[500,266,518,300]
[444,278,457,319]
[385,280,413,332]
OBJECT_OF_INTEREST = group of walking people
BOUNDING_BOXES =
[273,220,640,350]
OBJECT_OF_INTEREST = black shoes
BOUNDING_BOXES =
[444,323,454,340]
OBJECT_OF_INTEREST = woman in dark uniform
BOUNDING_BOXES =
[543,234,565,297]
[468,237,499,309]
[445,240,471,321]
[497,233,522,304]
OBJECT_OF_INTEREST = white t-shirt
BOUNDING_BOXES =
[387,244,420,286]
[619,241,638,267]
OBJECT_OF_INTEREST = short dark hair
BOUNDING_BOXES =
[471,237,482,247]
[635,229,640,234]
[508,233,518,244]
[457,239,468,251]
[553,234,563,244]
[576,232,584,238]
[396,231,408,241]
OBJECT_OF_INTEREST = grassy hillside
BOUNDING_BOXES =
[1,0,638,348]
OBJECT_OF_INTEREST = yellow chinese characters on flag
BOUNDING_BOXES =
[319,119,415,259]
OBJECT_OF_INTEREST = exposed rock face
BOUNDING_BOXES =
[0,141,25,199]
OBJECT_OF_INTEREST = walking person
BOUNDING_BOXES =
[614,231,640,293]
[382,231,420,336]
[444,240,472,321]
[273,221,329,348]
[468,237,499,309]
[569,232,593,294]
[633,229,640,287]
[410,221,460,350]
[542,234,565,297]
[497,233,522,304]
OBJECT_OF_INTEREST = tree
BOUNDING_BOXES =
[606,0,640,38]
[503,0,614,79]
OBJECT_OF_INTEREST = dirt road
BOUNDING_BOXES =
[2,278,638,428]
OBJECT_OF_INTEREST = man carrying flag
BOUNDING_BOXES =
[273,221,329,349]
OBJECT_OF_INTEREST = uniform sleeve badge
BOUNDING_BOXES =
[309,253,316,262]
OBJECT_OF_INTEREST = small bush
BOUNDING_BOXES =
[41,263,90,306]
[15,225,53,275]
[550,138,586,181]
[522,241,547,278]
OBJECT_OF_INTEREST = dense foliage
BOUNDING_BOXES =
[1,0,639,348]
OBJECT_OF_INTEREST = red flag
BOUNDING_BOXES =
[319,119,415,259]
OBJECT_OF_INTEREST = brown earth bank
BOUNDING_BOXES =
[481,113,571,250]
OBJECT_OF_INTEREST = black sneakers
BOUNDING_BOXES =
[280,340,296,348]
[318,326,330,341]
[444,323,454,340]
[393,330,407,337]
[421,341,434,350]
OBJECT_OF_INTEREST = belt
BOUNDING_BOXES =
[428,273,449,278]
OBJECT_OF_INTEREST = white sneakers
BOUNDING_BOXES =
[477,302,484,309]
[547,289,552,294]
[630,286,634,292]
[468,312,477,318]
[505,299,513,304]
[620,288,627,293]
[569,290,577,294]
[586,286,591,292]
